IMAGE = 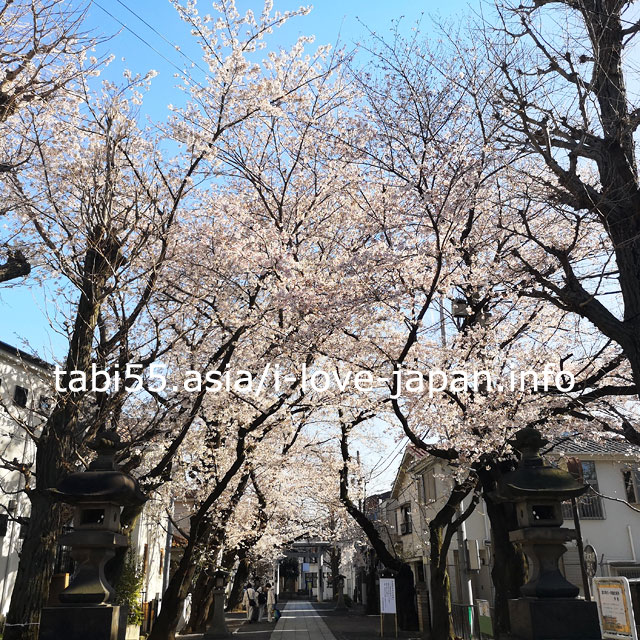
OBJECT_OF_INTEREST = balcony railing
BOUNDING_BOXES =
[561,494,604,520]
[400,520,412,535]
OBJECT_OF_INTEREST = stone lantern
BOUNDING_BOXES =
[334,574,347,611]
[496,427,600,640]
[204,569,230,639]
[39,431,146,640]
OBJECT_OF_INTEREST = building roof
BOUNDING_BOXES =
[0,340,54,371]
[547,435,639,458]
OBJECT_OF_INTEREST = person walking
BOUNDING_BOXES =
[243,583,257,623]
[257,585,267,622]
[266,582,276,622]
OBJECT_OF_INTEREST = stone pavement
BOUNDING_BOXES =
[177,600,422,640]
[270,601,337,640]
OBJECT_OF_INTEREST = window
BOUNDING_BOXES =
[39,395,52,415]
[416,475,425,503]
[426,473,436,501]
[400,504,412,535]
[622,468,640,504]
[416,473,436,504]
[0,514,7,537]
[13,386,28,408]
[562,460,604,519]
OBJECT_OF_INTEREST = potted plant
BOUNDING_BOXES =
[114,551,145,640]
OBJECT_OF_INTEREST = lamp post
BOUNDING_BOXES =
[204,569,230,639]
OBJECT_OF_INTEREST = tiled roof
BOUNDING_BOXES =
[408,444,430,459]
[547,435,639,457]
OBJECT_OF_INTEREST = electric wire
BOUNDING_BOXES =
[92,0,209,94]
[112,0,209,76]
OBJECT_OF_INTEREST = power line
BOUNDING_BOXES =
[92,0,208,93]
[112,0,209,76]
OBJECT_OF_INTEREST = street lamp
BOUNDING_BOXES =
[204,569,230,639]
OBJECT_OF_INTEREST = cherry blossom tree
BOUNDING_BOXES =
[316,27,636,638]
[0,74,200,640]
[479,0,640,420]
[0,0,103,284]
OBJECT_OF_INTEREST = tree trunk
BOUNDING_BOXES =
[330,546,341,593]
[5,240,112,640]
[395,564,419,631]
[184,569,213,633]
[226,556,249,612]
[339,421,418,629]
[484,493,525,638]
[428,525,454,640]
[147,541,198,640]
[366,564,378,615]
[3,493,64,640]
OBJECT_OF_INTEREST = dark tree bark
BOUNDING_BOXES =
[427,479,478,640]
[225,555,250,612]
[339,419,418,630]
[5,240,113,640]
[148,463,249,640]
[184,569,214,633]
[365,562,379,615]
[483,495,524,638]
[147,536,200,640]
[475,463,525,638]
[0,250,30,283]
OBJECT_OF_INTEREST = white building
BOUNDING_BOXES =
[388,436,640,617]
[0,340,53,615]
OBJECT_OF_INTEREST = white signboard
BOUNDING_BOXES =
[380,578,396,614]
[594,577,638,640]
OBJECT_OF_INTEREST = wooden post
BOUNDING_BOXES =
[571,497,591,600]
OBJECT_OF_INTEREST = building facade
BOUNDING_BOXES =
[386,437,640,619]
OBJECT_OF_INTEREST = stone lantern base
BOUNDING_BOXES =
[508,598,601,640]
[39,604,127,640]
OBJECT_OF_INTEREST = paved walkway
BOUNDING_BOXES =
[178,600,420,640]
[270,601,337,640]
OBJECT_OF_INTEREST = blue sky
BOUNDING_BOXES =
[1,0,477,362]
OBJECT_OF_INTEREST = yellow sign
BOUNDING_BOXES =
[594,578,637,640]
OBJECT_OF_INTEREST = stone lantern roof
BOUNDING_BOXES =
[50,431,146,507]
[499,427,586,500]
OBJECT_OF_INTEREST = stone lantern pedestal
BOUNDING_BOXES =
[334,574,347,611]
[204,569,230,639]
[38,432,146,640]
[495,427,601,640]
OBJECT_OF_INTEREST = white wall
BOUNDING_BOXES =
[0,347,51,615]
